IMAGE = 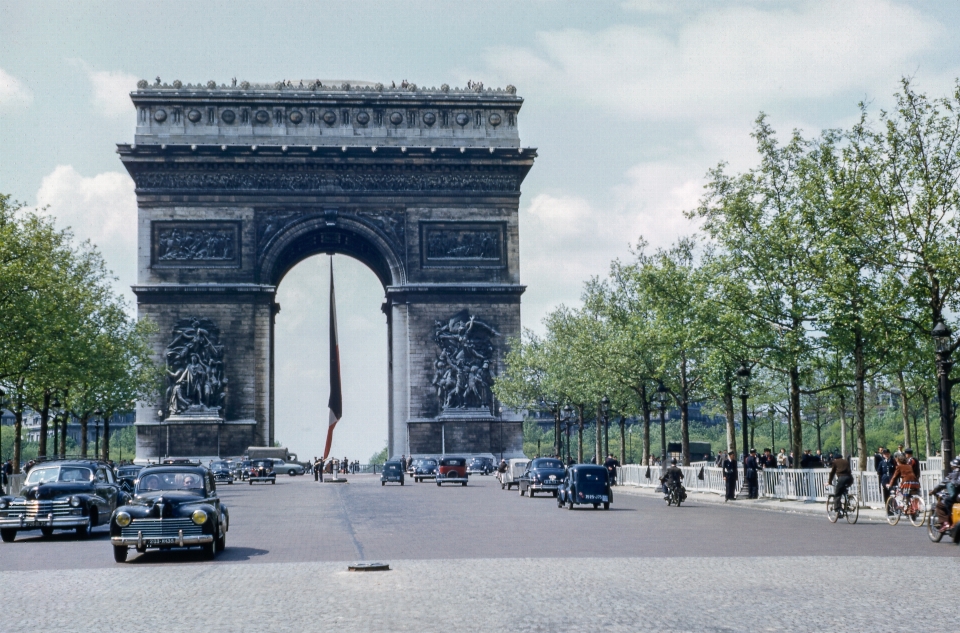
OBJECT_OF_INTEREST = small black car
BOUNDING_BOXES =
[557,464,612,510]
[110,465,228,562]
[0,459,126,542]
[518,458,566,498]
[248,459,276,484]
[380,461,405,486]
[209,461,234,484]
[414,459,438,483]
[467,456,495,475]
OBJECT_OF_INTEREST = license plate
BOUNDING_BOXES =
[147,537,177,545]
[602,496,609,502]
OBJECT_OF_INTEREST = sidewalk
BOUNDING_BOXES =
[615,484,894,523]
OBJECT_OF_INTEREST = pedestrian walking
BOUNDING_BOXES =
[744,449,759,499]
[776,448,787,469]
[715,451,725,467]
[874,446,884,473]
[878,449,896,509]
[723,450,738,501]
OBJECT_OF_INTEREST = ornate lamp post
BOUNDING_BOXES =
[600,395,610,463]
[51,399,61,457]
[768,404,776,454]
[737,361,751,458]
[657,382,668,465]
[933,321,957,476]
[94,408,102,460]
[561,405,573,464]
[498,405,504,463]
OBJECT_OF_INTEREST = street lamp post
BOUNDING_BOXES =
[498,405,504,463]
[600,396,610,463]
[657,382,668,465]
[768,405,776,454]
[561,405,572,464]
[737,362,751,458]
[51,399,61,457]
[94,409,102,460]
[933,321,957,476]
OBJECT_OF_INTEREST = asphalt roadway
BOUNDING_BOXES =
[2,474,957,632]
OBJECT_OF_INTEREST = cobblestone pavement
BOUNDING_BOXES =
[2,475,955,632]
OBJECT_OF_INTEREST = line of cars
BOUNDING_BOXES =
[498,457,613,509]
[0,457,229,563]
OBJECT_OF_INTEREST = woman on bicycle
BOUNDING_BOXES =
[888,454,921,499]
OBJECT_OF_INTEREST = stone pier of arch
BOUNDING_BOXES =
[119,79,536,462]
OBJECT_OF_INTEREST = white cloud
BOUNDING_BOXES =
[69,59,137,116]
[35,166,137,304]
[0,67,33,106]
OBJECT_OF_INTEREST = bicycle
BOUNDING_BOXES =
[885,486,926,527]
[826,488,859,524]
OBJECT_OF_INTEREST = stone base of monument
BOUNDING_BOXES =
[325,477,348,483]
[165,405,223,425]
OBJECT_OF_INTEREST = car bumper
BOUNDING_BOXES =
[437,477,468,484]
[249,476,275,482]
[0,516,90,529]
[112,530,213,548]
[415,473,437,479]
[529,483,561,492]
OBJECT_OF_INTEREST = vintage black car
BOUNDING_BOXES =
[110,465,228,562]
[248,459,276,484]
[557,464,612,510]
[414,458,438,483]
[116,465,144,493]
[518,458,566,498]
[467,456,496,475]
[209,461,234,484]
[380,461,405,486]
[235,460,252,481]
[0,459,126,542]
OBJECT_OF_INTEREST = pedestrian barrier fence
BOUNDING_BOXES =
[617,463,945,509]
[3,474,25,496]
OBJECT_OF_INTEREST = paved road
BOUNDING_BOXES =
[1,475,956,631]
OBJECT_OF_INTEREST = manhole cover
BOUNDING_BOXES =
[348,562,390,572]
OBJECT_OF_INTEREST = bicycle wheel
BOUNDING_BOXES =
[885,497,900,526]
[908,496,926,527]
[928,512,945,543]
[826,495,838,523]
[844,494,859,524]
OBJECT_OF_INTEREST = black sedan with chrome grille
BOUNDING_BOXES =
[109,465,228,563]
[518,458,566,498]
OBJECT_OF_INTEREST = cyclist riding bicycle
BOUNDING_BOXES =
[827,454,853,513]
[660,458,686,502]
[888,453,921,500]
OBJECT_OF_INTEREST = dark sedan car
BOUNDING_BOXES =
[116,465,144,493]
[436,456,468,486]
[557,464,612,510]
[209,461,234,485]
[467,456,495,475]
[380,461,405,486]
[0,459,126,542]
[414,459,438,483]
[248,460,276,485]
[518,458,566,498]
[110,465,228,562]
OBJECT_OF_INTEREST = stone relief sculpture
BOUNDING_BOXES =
[165,317,227,416]
[426,228,500,260]
[156,227,236,261]
[432,311,499,411]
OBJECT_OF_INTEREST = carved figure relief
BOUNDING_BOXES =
[421,222,505,267]
[165,317,227,416]
[432,311,499,411]
[152,222,240,267]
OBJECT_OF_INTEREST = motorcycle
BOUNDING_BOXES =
[927,497,960,544]
[663,483,686,507]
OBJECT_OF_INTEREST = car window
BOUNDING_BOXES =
[138,472,206,492]
[536,460,563,469]
[25,467,60,485]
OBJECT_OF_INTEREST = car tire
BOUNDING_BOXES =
[567,499,574,510]
[519,487,524,496]
[75,524,90,539]
[401,481,404,486]
[436,482,441,487]
[593,503,599,509]
[202,539,216,560]
[216,528,226,552]
[249,480,253,485]
[289,470,296,476]
[0,528,16,543]
[462,482,467,487]
[113,546,128,563]
[271,479,275,484]
[529,490,535,498]
[41,527,54,538]
[603,502,610,510]
[381,481,385,486]
[501,483,505,490]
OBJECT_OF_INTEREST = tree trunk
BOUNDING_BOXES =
[897,370,912,449]
[38,390,50,458]
[619,415,626,465]
[60,412,69,458]
[724,378,737,456]
[923,393,932,458]
[13,391,23,474]
[838,392,848,459]
[594,403,602,464]
[101,412,110,461]
[80,413,89,458]
[854,331,868,470]
[815,407,822,453]
[640,390,651,467]
[679,352,691,466]
[576,404,584,464]
[790,365,803,470]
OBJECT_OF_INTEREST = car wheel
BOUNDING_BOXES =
[519,487,524,496]
[75,524,90,539]
[381,481,385,486]
[289,470,296,476]
[436,482,441,487]
[529,490,535,498]
[41,527,54,538]
[202,539,216,560]
[216,528,226,552]
[603,502,610,510]
[501,483,505,490]
[567,499,574,510]
[401,481,404,486]
[113,546,128,563]
[593,503,599,509]
[461,481,467,487]
[0,528,16,543]
[249,480,253,485]
[271,479,276,484]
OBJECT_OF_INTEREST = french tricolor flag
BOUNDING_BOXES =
[323,259,342,460]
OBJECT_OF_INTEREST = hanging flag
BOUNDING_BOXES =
[323,258,342,460]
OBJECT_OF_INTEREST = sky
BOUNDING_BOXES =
[3,0,960,462]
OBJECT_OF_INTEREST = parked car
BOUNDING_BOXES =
[248,460,276,485]
[272,459,304,476]
[414,459,438,483]
[380,461,405,486]
[235,460,251,481]
[557,464,612,510]
[500,458,529,490]
[209,461,234,484]
[436,456,468,486]
[0,459,126,542]
[116,465,144,493]
[467,456,495,475]
[518,458,566,498]
[407,458,422,476]
[109,465,228,562]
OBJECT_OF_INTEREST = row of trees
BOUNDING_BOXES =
[0,195,158,472]
[495,80,960,471]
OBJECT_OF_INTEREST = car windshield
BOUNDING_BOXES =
[118,467,141,475]
[535,460,563,469]
[577,470,608,486]
[443,459,462,466]
[211,461,228,468]
[384,464,401,471]
[25,466,94,485]
[422,460,437,467]
[137,472,205,492]
[252,461,272,468]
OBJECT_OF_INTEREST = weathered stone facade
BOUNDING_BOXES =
[120,80,535,461]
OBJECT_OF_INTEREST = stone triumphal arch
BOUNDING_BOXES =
[120,79,535,462]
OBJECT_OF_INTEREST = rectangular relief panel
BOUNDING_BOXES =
[151,221,242,268]
[420,221,505,268]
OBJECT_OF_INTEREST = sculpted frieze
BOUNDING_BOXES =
[152,221,241,267]
[420,222,505,268]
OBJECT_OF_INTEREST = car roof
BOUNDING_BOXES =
[29,459,106,469]
[138,465,208,476]
[508,458,529,464]
[569,464,606,472]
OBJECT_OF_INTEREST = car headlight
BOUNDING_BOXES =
[115,511,131,527]
[70,496,81,507]
[0,500,7,509]
[191,509,208,525]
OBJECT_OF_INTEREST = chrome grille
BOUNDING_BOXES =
[8,500,75,520]
[122,517,203,538]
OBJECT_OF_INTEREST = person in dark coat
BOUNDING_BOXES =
[877,449,896,509]
[313,456,320,481]
[874,447,884,474]
[722,450,738,501]
[743,449,760,499]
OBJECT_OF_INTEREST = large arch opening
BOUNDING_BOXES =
[274,254,388,464]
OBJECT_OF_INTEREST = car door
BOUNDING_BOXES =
[94,467,119,520]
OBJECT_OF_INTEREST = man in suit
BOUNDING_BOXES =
[744,449,760,499]
[723,450,738,501]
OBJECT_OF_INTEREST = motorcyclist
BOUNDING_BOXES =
[930,457,960,532]
[659,458,686,502]
[827,454,853,514]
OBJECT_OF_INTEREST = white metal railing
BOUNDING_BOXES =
[3,474,25,496]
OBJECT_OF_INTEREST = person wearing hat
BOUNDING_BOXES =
[659,457,686,502]
[722,450,738,501]
[743,448,760,499]
[904,448,921,479]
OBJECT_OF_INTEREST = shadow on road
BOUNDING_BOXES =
[123,546,269,565]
